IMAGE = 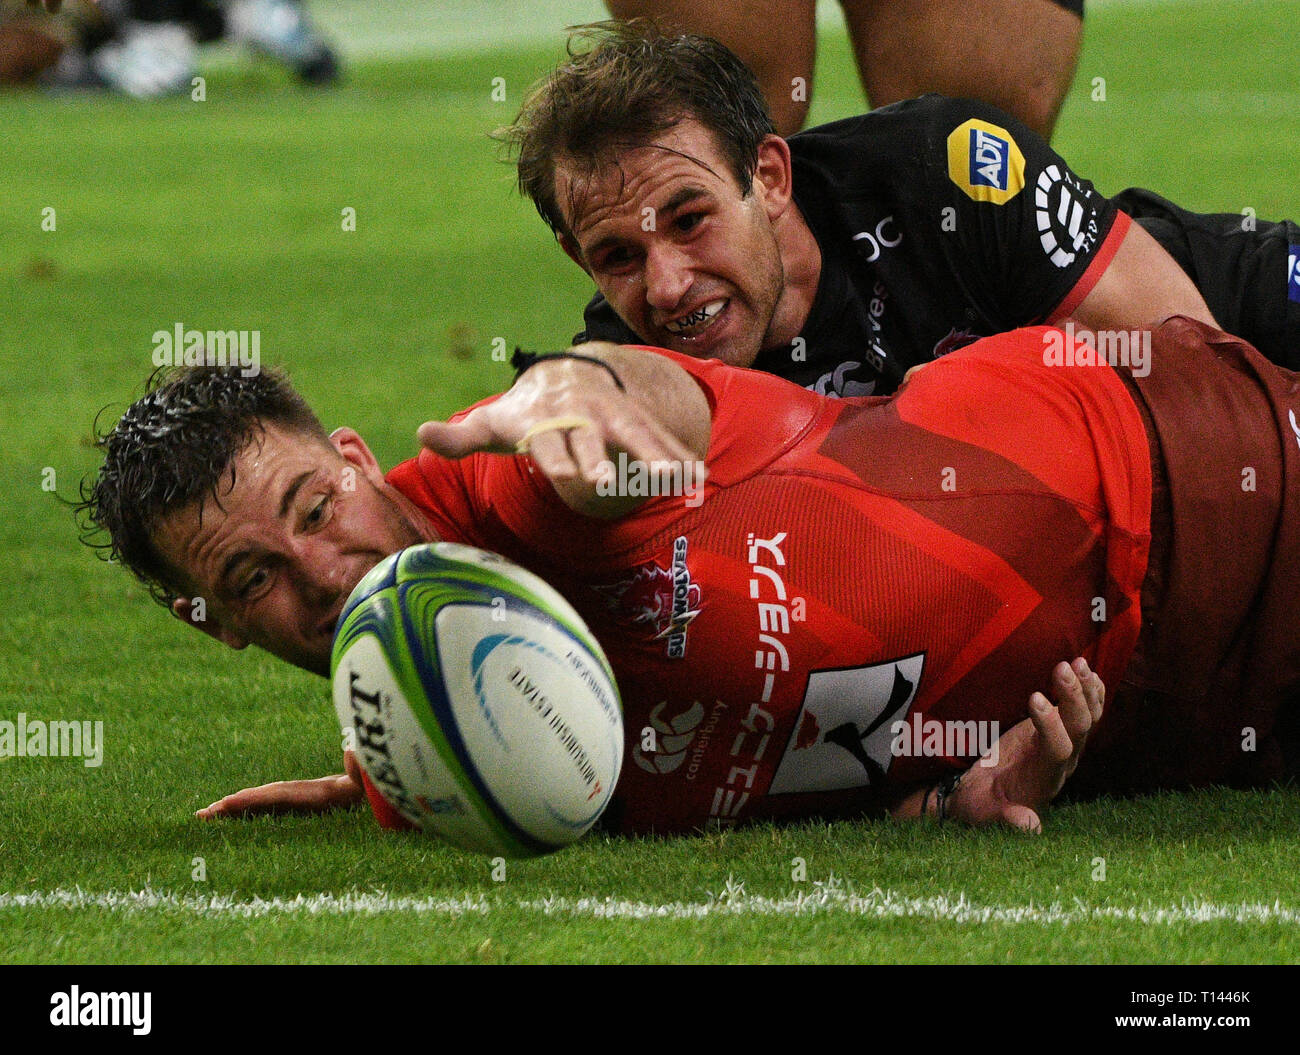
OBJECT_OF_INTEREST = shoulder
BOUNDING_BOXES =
[790,96,1023,159]
[789,95,1043,221]
[632,347,838,484]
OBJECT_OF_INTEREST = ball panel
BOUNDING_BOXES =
[333,631,541,858]
[431,604,622,844]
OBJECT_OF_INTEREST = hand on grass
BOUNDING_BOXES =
[196,750,365,819]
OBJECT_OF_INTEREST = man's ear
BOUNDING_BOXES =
[172,597,248,650]
[329,427,385,488]
[751,134,795,222]
[558,232,591,275]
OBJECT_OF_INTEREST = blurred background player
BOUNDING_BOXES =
[9,0,337,96]
[602,0,1084,140]
[0,0,69,82]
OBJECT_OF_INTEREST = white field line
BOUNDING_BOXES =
[3,882,1300,925]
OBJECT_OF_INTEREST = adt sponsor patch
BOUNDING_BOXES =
[1289,247,1300,303]
[946,118,1025,204]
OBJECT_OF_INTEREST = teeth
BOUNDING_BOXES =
[666,299,726,334]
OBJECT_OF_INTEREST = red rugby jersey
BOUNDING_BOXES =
[385,328,1152,835]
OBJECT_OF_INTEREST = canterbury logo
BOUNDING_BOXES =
[634,701,706,774]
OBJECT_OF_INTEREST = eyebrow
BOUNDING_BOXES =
[216,469,316,594]
[661,186,711,215]
[279,469,316,519]
[583,185,713,258]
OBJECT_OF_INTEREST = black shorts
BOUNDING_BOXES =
[1114,186,1300,370]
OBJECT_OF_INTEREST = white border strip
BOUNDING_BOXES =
[3,883,1299,925]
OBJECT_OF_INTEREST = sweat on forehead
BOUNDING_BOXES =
[559,139,743,235]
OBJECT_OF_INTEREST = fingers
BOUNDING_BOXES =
[195,775,358,819]
[1024,658,1104,770]
[999,802,1043,835]
[1073,656,1105,723]
[195,783,309,819]
[1027,691,1074,766]
[566,424,612,482]
[196,786,269,819]
[1049,659,1094,756]
[431,407,696,484]
[343,749,362,787]
[600,404,695,467]
[417,414,501,459]
[520,426,568,475]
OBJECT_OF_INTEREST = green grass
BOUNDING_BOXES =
[1,0,1299,964]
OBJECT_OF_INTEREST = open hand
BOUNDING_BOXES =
[945,657,1104,833]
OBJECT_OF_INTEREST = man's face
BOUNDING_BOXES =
[153,423,432,678]
[557,119,788,368]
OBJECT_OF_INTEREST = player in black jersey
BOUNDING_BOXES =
[505,22,1299,397]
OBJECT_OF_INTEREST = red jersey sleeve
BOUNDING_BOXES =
[385,349,838,564]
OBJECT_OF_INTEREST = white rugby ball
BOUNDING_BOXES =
[331,542,624,857]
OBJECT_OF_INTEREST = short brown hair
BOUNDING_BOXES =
[77,364,329,606]
[501,20,775,239]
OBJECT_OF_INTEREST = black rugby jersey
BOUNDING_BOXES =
[576,95,1126,395]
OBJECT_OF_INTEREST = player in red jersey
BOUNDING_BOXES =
[388,334,1146,834]
[391,316,1300,832]
[80,317,1300,835]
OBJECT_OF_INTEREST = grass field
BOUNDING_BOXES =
[1,0,1299,966]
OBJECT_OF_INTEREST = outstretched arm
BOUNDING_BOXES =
[417,343,712,518]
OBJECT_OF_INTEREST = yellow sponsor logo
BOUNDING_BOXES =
[946,118,1025,205]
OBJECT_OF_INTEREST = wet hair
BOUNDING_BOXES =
[76,364,328,606]
[501,19,775,239]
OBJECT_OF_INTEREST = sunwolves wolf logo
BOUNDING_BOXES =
[931,327,980,358]
[594,536,702,658]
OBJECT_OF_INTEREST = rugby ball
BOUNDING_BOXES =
[331,542,623,857]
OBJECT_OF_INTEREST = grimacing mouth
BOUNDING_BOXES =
[663,297,728,336]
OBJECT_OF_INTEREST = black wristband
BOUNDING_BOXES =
[920,784,937,820]
[510,348,626,392]
[935,770,964,822]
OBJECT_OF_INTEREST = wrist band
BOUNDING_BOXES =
[920,771,965,821]
[514,416,597,455]
[935,770,964,822]
[511,348,627,392]
[920,784,937,819]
